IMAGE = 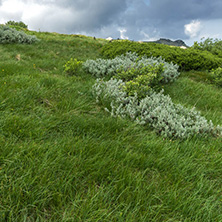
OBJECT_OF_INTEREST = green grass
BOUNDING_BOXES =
[164,74,222,125]
[0,30,222,221]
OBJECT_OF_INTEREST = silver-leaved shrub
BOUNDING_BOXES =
[0,25,39,44]
[83,52,135,78]
[92,78,222,139]
[83,52,180,83]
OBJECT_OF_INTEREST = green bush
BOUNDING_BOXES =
[63,58,83,75]
[192,38,222,58]
[210,67,222,86]
[0,25,39,44]
[122,75,154,98]
[115,63,164,98]
[101,40,222,71]
[5,20,28,29]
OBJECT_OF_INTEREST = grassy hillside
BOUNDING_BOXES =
[1,30,222,221]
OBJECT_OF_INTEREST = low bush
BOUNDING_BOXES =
[0,25,39,44]
[83,52,180,83]
[83,52,136,78]
[92,78,222,139]
[115,63,164,99]
[84,52,180,99]
[192,38,222,58]
[64,58,83,75]
[88,52,222,139]
[210,67,222,87]
[5,20,28,29]
[101,40,222,71]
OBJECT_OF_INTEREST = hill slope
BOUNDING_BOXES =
[0,30,222,221]
[148,38,188,47]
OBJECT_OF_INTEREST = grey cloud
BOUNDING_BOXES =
[76,0,127,30]
[119,0,222,40]
[142,0,222,21]
[2,0,222,42]
[33,0,128,33]
[35,0,222,40]
[146,0,209,20]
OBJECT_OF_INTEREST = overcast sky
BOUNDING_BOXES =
[1,0,222,45]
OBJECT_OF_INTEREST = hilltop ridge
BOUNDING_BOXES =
[145,38,189,47]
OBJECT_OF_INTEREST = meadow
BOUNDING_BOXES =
[0,27,222,221]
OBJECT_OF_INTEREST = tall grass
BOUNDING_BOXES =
[0,30,222,221]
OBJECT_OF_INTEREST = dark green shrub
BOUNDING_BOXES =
[5,20,28,29]
[101,40,222,71]
[192,38,222,58]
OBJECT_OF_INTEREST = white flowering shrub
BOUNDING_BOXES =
[0,25,39,44]
[92,78,222,139]
[83,52,180,83]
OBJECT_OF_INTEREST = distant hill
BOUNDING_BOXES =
[145,38,189,48]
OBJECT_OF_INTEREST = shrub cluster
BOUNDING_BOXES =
[192,38,222,58]
[86,52,222,139]
[83,52,180,83]
[210,67,222,87]
[64,58,83,75]
[83,52,136,78]
[5,20,28,29]
[0,25,39,44]
[92,78,222,139]
[115,63,165,99]
[101,40,222,71]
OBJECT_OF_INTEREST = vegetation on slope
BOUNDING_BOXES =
[0,25,39,44]
[101,40,222,71]
[192,37,222,58]
[0,26,222,221]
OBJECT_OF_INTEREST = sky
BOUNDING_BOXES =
[1,0,222,46]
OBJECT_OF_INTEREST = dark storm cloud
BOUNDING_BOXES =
[146,0,222,21]
[118,0,222,40]
[73,0,127,30]
[1,0,222,42]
